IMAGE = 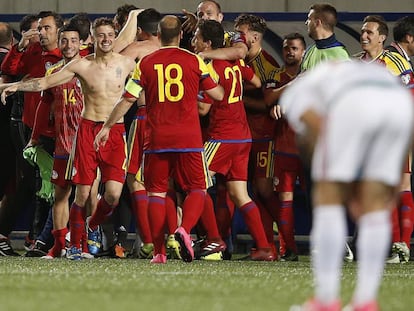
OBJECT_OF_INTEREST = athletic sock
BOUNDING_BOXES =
[180,190,206,234]
[215,186,234,238]
[165,190,178,234]
[278,200,297,253]
[391,207,400,243]
[89,197,115,230]
[399,191,414,247]
[147,196,166,255]
[69,203,84,249]
[131,190,151,243]
[256,199,275,245]
[50,227,68,257]
[354,210,390,306]
[200,193,221,240]
[239,201,269,249]
[312,205,346,305]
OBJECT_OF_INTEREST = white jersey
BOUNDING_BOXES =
[280,60,414,185]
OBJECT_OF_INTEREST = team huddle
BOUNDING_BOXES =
[0,1,414,311]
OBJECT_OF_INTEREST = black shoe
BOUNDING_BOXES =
[0,238,20,256]
[25,240,48,257]
[280,249,298,262]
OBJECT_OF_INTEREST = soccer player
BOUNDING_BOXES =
[94,15,224,264]
[194,19,275,261]
[1,17,137,260]
[356,15,414,264]
[284,60,413,311]
[264,32,307,261]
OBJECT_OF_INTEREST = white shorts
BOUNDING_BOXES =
[312,87,413,186]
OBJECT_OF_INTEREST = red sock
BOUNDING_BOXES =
[49,227,68,257]
[278,200,297,253]
[148,196,166,255]
[239,201,269,249]
[180,190,205,234]
[131,190,151,243]
[391,206,400,243]
[200,193,221,240]
[69,203,84,249]
[256,199,275,245]
[399,191,414,247]
[165,190,178,235]
[215,185,234,238]
[89,197,115,230]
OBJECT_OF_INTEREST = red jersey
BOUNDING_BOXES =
[245,49,279,140]
[206,59,254,141]
[265,67,299,155]
[1,42,62,129]
[32,60,84,156]
[124,46,218,152]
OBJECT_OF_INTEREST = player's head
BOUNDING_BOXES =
[158,15,182,46]
[37,11,64,50]
[360,15,388,52]
[92,17,116,53]
[282,32,306,66]
[234,14,267,47]
[58,23,82,61]
[305,3,337,39]
[137,8,162,39]
[192,19,224,53]
[69,13,91,42]
[0,22,13,48]
[196,1,223,23]
[114,4,138,34]
[393,16,414,56]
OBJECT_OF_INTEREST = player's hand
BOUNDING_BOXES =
[94,126,110,151]
[181,9,197,34]
[1,84,18,105]
[19,28,40,51]
[270,104,283,120]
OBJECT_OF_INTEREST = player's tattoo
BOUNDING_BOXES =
[23,80,41,92]
[116,67,122,78]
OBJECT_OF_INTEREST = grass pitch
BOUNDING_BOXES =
[0,256,413,311]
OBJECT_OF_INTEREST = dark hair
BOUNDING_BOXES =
[363,15,388,37]
[115,4,138,29]
[158,15,181,44]
[37,11,64,29]
[58,23,81,40]
[0,22,12,47]
[19,14,38,33]
[284,32,306,49]
[310,3,337,30]
[93,17,115,32]
[138,8,162,36]
[393,16,414,43]
[234,14,267,35]
[197,19,224,49]
[69,13,91,41]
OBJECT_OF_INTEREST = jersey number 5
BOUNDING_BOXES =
[154,63,184,102]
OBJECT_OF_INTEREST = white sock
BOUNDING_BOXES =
[353,210,390,305]
[311,205,346,304]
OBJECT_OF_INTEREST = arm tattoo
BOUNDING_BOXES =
[22,79,41,92]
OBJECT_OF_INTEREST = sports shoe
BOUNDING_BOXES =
[344,242,354,262]
[395,242,410,263]
[280,249,299,262]
[201,251,223,261]
[114,243,126,259]
[174,226,194,262]
[343,300,378,311]
[25,240,48,257]
[86,217,102,255]
[386,251,400,264]
[290,298,341,311]
[150,253,167,264]
[199,239,226,258]
[250,247,276,261]
[81,252,94,259]
[24,236,35,251]
[138,243,154,259]
[66,246,82,260]
[41,254,54,260]
[166,235,181,259]
[0,238,20,256]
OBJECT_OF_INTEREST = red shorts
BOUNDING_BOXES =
[249,139,274,179]
[144,151,211,193]
[273,153,305,192]
[204,140,250,181]
[51,156,71,188]
[126,107,147,175]
[71,118,126,185]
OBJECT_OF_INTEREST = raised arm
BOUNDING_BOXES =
[114,9,144,53]
[199,42,248,61]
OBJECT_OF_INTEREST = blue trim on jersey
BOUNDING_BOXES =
[145,148,204,153]
[133,116,146,120]
[54,154,69,160]
[209,139,252,143]
[315,34,345,49]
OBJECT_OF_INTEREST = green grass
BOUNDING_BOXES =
[0,256,413,311]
